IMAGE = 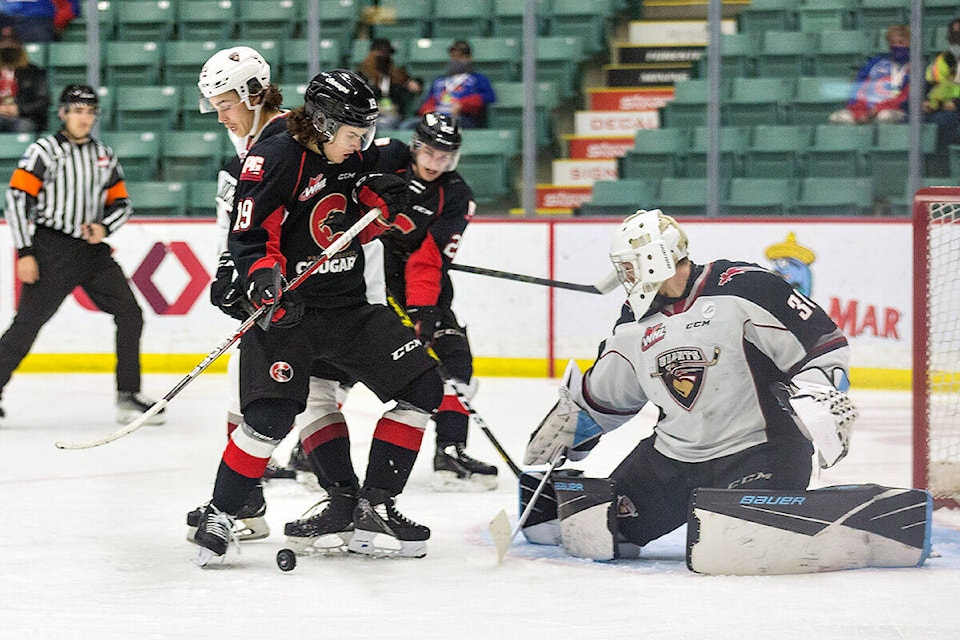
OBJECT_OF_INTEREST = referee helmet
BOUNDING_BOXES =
[59,84,99,109]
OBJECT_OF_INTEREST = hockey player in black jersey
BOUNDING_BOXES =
[380,113,498,491]
[191,70,444,564]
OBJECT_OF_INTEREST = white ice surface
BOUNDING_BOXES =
[1,374,958,639]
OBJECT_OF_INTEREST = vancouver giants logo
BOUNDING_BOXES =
[269,361,294,383]
[718,265,767,286]
[299,174,328,201]
[641,323,666,352]
[650,346,720,410]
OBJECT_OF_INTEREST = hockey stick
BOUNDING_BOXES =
[490,448,565,562]
[383,293,523,478]
[449,263,620,295]
[54,208,383,450]
[444,375,523,479]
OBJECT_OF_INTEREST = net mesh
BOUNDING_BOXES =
[924,198,960,501]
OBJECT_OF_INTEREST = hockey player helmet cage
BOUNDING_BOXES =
[411,112,462,171]
[198,46,271,113]
[609,209,688,317]
[304,69,379,150]
[59,84,99,110]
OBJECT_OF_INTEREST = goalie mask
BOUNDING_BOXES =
[304,69,379,150]
[411,112,462,172]
[198,46,270,114]
[609,209,688,318]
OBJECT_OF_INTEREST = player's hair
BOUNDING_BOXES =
[259,84,283,112]
[286,106,323,146]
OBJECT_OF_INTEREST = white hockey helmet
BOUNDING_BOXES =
[609,209,688,317]
[197,46,271,113]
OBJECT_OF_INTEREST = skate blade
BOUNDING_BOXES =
[235,517,270,541]
[193,546,224,567]
[116,409,166,426]
[285,532,352,555]
[431,470,498,493]
[347,529,427,558]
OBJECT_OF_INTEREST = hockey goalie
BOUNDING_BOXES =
[521,209,931,573]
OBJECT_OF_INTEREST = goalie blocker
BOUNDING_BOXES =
[521,475,933,572]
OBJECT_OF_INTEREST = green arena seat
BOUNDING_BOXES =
[160,131,223,182]
[126,181,188,217]
[723,177,799,216]
[794,177,873,216]
[577,178,658,216]
[103,131,161,182]
[114,86,180,132]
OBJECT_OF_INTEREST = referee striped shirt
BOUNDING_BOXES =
[4,132,132,257]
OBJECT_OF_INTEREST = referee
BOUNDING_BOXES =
[0,84,163,425]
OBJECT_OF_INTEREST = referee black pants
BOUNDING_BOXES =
[0,227,144,397]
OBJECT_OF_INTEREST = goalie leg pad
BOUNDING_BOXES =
[554,476,640,561]
[686,484,933,575]
[518,469,583,546]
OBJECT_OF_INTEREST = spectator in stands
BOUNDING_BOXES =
[923,17,960,176]
[829,24,910,125]
[0,1,79,43]
[356,37,422,130]
[416,40,495,129]
[0,25,48,132]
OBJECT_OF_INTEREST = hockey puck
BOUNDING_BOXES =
[277,548,297,571]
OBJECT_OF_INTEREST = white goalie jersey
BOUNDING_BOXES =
[570,259,852,464]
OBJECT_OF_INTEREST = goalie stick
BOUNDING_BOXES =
[54,208,384,451]
[449,263,620,295]
[384,293,523,478]
[490,448,565,562]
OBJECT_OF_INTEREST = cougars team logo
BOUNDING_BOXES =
[650,346,720,410]
[269,361,294,383]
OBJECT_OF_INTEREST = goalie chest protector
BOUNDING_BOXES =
[686,484,933,575]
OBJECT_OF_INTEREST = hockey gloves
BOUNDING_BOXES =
[407,305,441,344]
[778,368,859,469]
[354,173,409,228]
[246,266,305,329]
[524,361,603,465]
[210,251,253,321]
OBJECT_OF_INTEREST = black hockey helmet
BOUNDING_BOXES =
[411,112,462,172]
[59,84,99,109]
[304,69,378,149]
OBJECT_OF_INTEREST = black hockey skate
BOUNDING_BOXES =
[282,485,358,555]
[192,504,236,566]
[116,391,165,425]
[186,483,269,541]
[432,442,499,492]
[347,487,429,558]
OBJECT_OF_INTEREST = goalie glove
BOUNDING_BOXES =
[779,370,859,469]
[524,361,604,465]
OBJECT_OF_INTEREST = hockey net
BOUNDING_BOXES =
[913,187,960,508]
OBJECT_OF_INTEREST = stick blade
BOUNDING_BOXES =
[54,400,168,450]
[489,509,512,563]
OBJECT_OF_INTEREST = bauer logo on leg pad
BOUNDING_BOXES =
[519,469,583,546]
[686,484,933,575]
